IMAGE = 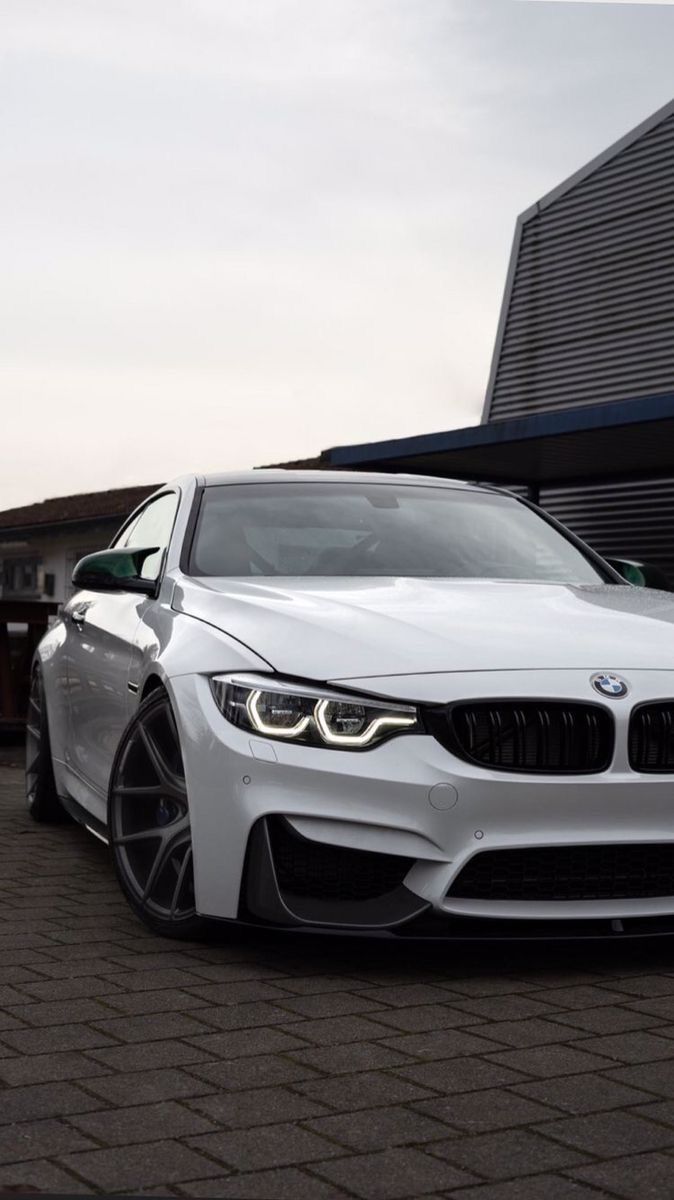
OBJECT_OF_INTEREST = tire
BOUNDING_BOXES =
[108,688,209,939]
[26,663,67,823]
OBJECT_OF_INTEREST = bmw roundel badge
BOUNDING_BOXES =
[591,672,629,699]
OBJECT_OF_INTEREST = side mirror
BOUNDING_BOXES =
[606,557,672,591]
[72,548,160,596]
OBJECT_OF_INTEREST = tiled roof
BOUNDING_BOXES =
[0,485,161,533]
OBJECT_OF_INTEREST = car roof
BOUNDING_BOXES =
[185,469,501,494]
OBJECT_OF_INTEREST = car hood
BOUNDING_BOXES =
[172,575,674,682]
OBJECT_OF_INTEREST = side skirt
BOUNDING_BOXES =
[59,793,109,845]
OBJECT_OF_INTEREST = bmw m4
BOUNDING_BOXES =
[26,471,674,939]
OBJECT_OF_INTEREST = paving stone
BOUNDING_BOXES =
[185,1025,308,1057]
[305,1105,450,1151]
[62,1139,225,1190]
[100,987,213,1016]
[190,1053,321,1091]
[605,1060,674,1098]
[378,1029,504,1060]
[70,1099,217,1145]
[531,984,631,1010]
[177,1000,293,1031]
[0,1158,93,1193]
[624,995,674,1020]
[177,981,291,1006]
[0,1118,97,1164]
[312,1146,478,1198]
[395,1056,530,1094]
[428,1127,589,1180]
[485,1044,614,1078]
[5,997,117,1026]
[538,1110,674,1156]
[296,1070,434,1111]
[633,1098,674,1127]
[414,1088,559,1132]
[446,1173,616,1199]
[87,1039,215,1072]
[289,1040,412,1075]
[175,1166,350,1198]
[449,994,559,1022]
[19,975,123,1001]
[367,1004,479,1033]
[92,1011,213,1042]
[359,984,460,1007]
[548,1005,661,1035]
[272,990,387,1019]
[607,974,674,997]
[572,1030,674,1064]
[0,1080,102,1124]
[268,973,361,995]
[187,1085,329,1127]
[0,1024,116,1055]
[451,1018,573,1049]
[513,1072,655,1114]
[279,1014,395,1046]
[84,1066,214,1106]
[568,1152,674,1199]
[0,1050,110,1086]
[187,1122,343,1170]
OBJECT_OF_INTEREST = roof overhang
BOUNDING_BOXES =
[328,395,674,487]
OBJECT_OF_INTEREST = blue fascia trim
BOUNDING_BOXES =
[328,394,674,467]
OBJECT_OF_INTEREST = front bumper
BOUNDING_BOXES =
[170,669,674,935]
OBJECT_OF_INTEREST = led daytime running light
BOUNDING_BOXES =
[314,699,416,746]
[246,689,312,738]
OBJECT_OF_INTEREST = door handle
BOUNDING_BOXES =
[71,607,87,628]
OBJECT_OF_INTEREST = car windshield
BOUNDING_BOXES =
[190,482,606,583]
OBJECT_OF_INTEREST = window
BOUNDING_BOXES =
[2,557,41,597]
[114,493,178,580]
[190,482,606,584]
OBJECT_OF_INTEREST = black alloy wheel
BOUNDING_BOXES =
[108,689,208,939]
[26,664,66,822]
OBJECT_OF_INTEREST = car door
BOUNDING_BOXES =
[64,491,179,821]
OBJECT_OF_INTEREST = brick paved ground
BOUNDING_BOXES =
[3,759,674,1198]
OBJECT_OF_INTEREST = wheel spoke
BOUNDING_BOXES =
[141,830,189,903]
[116,829,163,846]
[170,845,193,916]
[138,723,184,797]
[113,784,164,799]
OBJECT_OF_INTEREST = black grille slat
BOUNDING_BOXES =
[268,818,411,902]
[430,701,613,774]
[630,703,674,771]
[449,845,674,902]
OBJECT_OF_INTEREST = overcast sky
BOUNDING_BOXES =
[2,0,674,509]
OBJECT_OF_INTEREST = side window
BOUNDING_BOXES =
[115,493,179,580]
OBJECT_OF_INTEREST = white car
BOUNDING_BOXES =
[27,470,674,939]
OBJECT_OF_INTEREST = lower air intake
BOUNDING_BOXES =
[448,844,674,902]
[268,817,411,902]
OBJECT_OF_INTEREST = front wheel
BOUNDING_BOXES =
[108,689,209,939]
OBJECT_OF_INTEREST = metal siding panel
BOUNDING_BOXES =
[490,111,674,421]
[541,478,674,586]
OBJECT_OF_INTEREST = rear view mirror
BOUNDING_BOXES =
[606,557,672,591]
[72,548,160,595]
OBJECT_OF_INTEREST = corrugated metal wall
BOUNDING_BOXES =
[540,477,674,585]
[488,109,674,421]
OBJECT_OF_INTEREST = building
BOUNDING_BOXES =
[0,485,157,606]
[315,97,674,584]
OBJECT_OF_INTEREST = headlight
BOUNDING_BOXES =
[210,675,420,750]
